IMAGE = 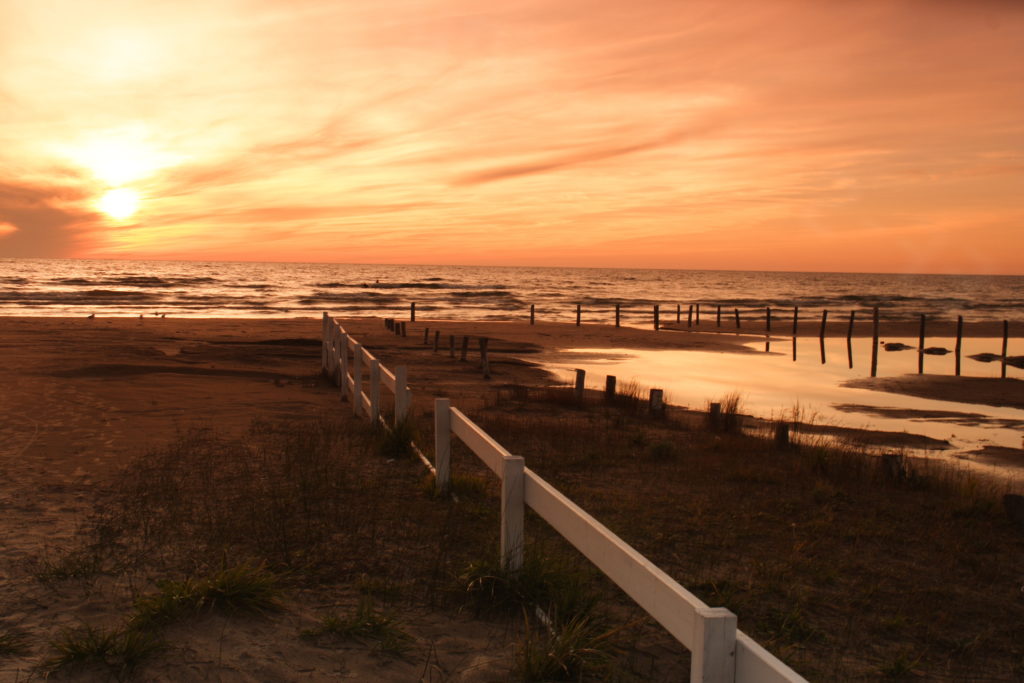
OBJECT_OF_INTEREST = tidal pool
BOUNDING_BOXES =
[545,336,1023,467]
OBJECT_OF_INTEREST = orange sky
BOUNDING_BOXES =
[1,0,1022,274]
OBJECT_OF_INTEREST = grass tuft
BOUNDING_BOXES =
[302,597,413,657]
[516,611,624,682]
[0,627,31,658]
[44,624,163,678]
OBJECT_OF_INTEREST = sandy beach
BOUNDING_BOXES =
[1,315,1021,679]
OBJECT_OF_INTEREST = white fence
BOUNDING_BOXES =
[321,313,806,683]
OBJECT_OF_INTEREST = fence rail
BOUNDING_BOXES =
[321,312,806,683]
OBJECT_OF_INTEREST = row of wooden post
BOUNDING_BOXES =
[572,368,665,415]
[418,325,491,379]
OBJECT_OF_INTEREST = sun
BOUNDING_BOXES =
[98,188,140,219]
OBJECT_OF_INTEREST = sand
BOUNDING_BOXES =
[1,315,1020,678]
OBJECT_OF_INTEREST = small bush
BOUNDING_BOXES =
[44,624,163,678]
[516,612,623,682]
[460,551,598,621]
[376,418,417,459]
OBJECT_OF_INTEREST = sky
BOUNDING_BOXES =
[1,0,1022,274]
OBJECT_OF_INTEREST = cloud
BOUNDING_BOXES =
[0,176,100,257]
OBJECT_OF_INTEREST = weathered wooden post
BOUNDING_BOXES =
[410,301,416,322]
[820,310,828,365]
[369,359,381,423]
[654,304,660,331]
[423,328,429,345]
[352,343,363,416]
[394,366,409,423]
[433,330,440,352]
[716,305,721,327]
[605,375,616,400]
[574,369,586,401]
[774,422,790,448]
[735,308,741,329]
[709,402,721,430]
[480,337,490,379]
[792,306,799,361]
[687,304,693,327]
[501,455,525,572]
[696,303,701,325]
[530,304,535,325]
[955,315,963,376]
[870,306,880,378]
[1001,320,1009,379]
[676,303,681,323]
[918,314,926,374]
[846,310,855,369]
[449,334,456,358]
[400,321,407,337]
[615,303,621,328]
[576,303,582,326]
[434,398,450,495]
[649,388,664,416]
[460,335,469,361]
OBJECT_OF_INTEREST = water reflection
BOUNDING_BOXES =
[546,336,1023,465]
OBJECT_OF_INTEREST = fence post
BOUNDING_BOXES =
[434,398,451,495]
[433,330,440,352]
[688,304,693,327]
[676,303,681,323]
[605,375,617,400]
[871,306,880,377]
[1002,320,1009,379]
[352,343,363,416]
[654,304,660,330]
[691,607,737,683]
[918,314,926,374]
[423,328,429,345]
[321,312,329,373]
[395,366,409,423]
[460,335,469,361]
[649,388,664,416]
[369,359,381,423]
[339,332,349,400]
[530,304,535,325]
[955,315,963,376]
[449,334,456,358]
[716,305,721,327]
[576,303,581,326]
[615,303,621,328]
[574,369,586,401]
[410,301,416,322]
[501,455,525,572]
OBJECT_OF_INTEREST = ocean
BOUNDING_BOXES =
[2,258,1022,323]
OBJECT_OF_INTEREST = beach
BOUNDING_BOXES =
[2,315,1022,679]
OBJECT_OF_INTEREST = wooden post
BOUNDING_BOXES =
[696,303,701,325]
[530,304,535,325]
[605,375,616,400]
[870,306,880,378]
[433,330,440,352]
[918,314,926,374]
[434,398,450,495]
[687,304,693,327]
[955,315,963,376]
[649,388,664,416]
[793,306,799,336]
[321,312,328,373]
[500,455,525,572]
[423,328,429,345]
[410,301,416,322]
[676,303,681,323]
[615,303,620,328]
[654,304,660,331]
[1001,320,1009,379]
[774,422,790,448]
[449,334,455,358]
[400,321,407,337]
[820,310,828,365]
[766,306,772,333]
[460,335,469,361]
[709,402,721,430]
[369,359,381,423]
[716,305,721,328]
[846,310,855,369]
[385,318,392,331]
[480,337,490,379]
[395,366,408,423]
[734,308,740,329]
[691,607,737,683]
[352,343,363,416]
[576,303,581,326]
[339,332,349,400]
[574,369,586,401]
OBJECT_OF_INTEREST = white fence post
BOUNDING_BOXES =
[501,455,525,572]
[321,312,328,372]
[369,359,381,423]
[692,607,737,683]
[395,366,409,424]
[434,398,451,495]
[352,342,363,417]
[339,332,349,400]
